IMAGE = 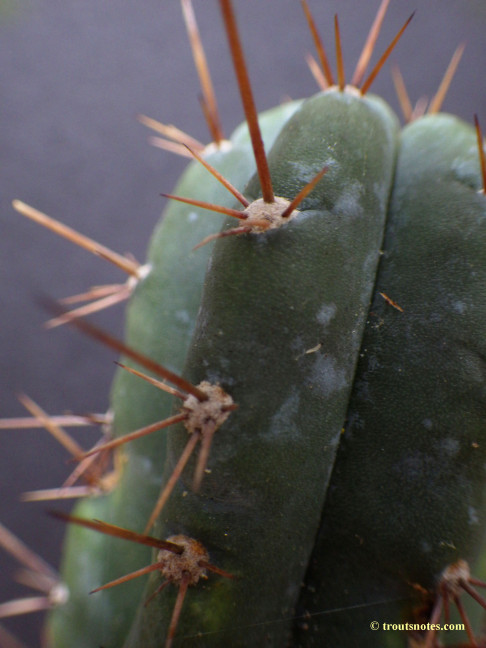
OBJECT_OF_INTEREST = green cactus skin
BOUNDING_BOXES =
[291,114,486,647]
[32,7,486,648]
[46,101,301,648]
[123,89,399,647]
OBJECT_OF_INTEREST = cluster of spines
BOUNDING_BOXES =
[2,1,486,647]
[409,561,486,648]
[0,521,67,648]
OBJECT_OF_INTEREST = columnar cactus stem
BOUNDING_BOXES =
[3,2,486,647]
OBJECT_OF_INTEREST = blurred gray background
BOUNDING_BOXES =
[1,1,485,645]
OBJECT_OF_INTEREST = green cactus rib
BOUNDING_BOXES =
[124,89,399,647]
[43,16,486,648]
[46,102,301,648]
[292,114,486,647]
[47,99,486,648]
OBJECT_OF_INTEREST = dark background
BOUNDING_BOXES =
[1,1,485,645]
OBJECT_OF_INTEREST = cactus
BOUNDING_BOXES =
[2,1,486,647]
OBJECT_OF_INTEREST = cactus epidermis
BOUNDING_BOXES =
[46,99,302,648]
